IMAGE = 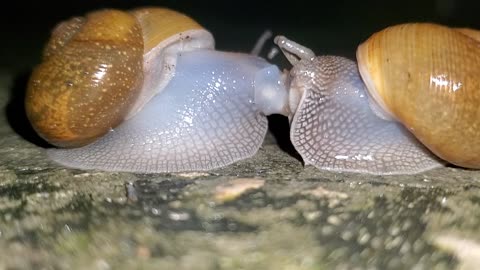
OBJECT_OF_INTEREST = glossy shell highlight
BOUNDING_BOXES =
[357,23,480,168]
[25,9,144,147]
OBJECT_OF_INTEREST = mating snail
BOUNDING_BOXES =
[26,7,287,173]
[26,6,480,175]
[274,23,480,174]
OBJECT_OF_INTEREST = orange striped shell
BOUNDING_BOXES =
[357,23,480,168]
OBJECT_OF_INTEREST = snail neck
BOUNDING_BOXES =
[254,65,290,116]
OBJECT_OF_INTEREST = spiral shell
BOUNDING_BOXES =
[26,9,144,147]
[356,23,480,168]
[25,7,214,148]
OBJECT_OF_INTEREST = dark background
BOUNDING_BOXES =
[2,0,480,72]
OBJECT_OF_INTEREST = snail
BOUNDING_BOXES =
[26,7,288,173]
[27,9,480,175]
[272,22,480,174]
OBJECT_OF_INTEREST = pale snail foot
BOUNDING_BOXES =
[288,55,444,175]
[47,50,277,173]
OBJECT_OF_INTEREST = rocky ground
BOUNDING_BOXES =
[1,69,480,270]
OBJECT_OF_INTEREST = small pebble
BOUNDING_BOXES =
[433,234,480,263]
[175,172,211,178]
[125,182,138,202]
[214,178,265,202]
[136,245,151,259]
[301,186,349,199]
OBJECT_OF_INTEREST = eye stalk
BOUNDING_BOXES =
[274,35,315,64]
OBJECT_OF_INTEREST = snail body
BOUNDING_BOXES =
[357,23,480,169]
[274,22,480,174]
[27,7,287,172]
[48,50,284,172]
[27,8,480,175]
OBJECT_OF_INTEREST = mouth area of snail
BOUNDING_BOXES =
[253,65,289,116]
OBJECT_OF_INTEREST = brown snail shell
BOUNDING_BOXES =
[357,23,480,169]
[26,9,144,147]
[25,7,214,148]
[25,7,287,174]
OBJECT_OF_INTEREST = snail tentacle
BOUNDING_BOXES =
[251,30,273,56]
[274,36,315,65]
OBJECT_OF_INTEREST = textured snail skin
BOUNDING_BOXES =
[287,55,443,175]
[47,50,284,173]
[357,23,480,169]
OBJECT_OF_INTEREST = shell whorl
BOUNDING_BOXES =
[357,23,480,168]
[131,7,209,53]
[25,7,215,148]
[26,9,144,147]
